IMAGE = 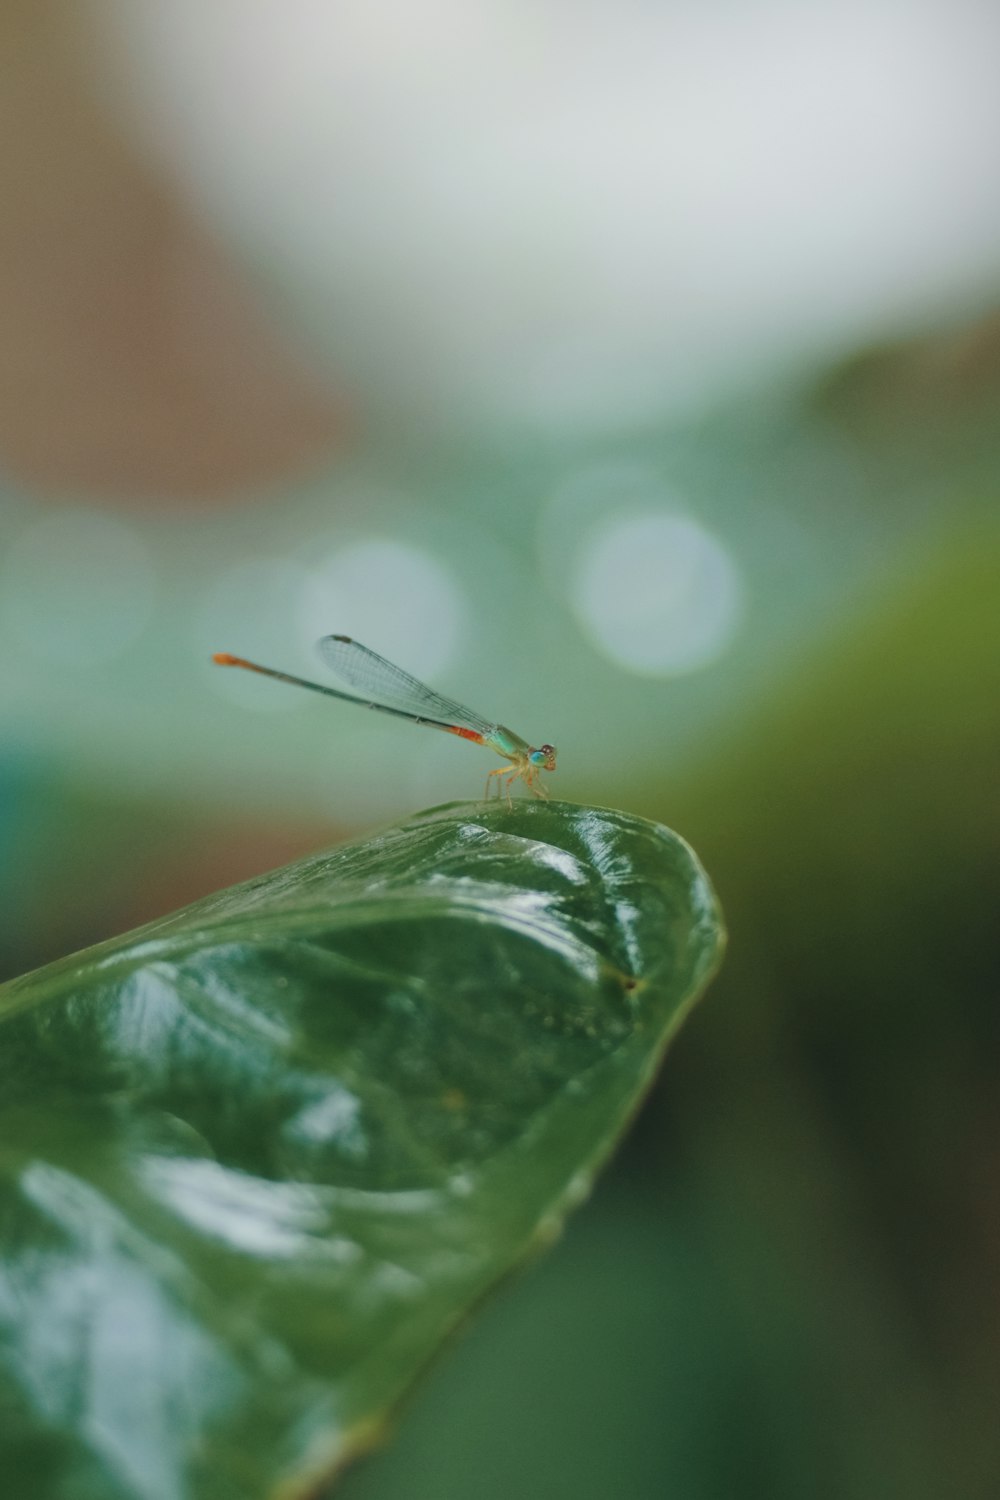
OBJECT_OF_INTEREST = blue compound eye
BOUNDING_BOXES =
[529,749,547,765]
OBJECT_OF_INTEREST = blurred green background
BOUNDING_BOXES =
[1,2,998,1496]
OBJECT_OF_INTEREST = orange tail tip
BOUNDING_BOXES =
[213,652,242,666]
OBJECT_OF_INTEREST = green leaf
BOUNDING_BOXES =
[0,800,722,1500]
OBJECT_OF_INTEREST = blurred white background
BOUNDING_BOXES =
[101,0,1000,429]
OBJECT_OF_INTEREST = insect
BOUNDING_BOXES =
[213,634,557,801]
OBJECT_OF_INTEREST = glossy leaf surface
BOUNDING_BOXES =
[0,800,722,1500]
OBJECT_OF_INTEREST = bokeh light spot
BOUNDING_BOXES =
[298,539,464,682]
[1,509,155,666]
[571,513,743,675]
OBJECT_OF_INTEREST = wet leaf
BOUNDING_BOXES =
[0,800,722,1500]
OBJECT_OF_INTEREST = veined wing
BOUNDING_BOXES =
[317,636,499,737]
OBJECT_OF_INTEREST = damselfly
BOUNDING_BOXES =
[213,635,557,801]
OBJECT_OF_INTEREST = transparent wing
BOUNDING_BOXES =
[317,636,498,736]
